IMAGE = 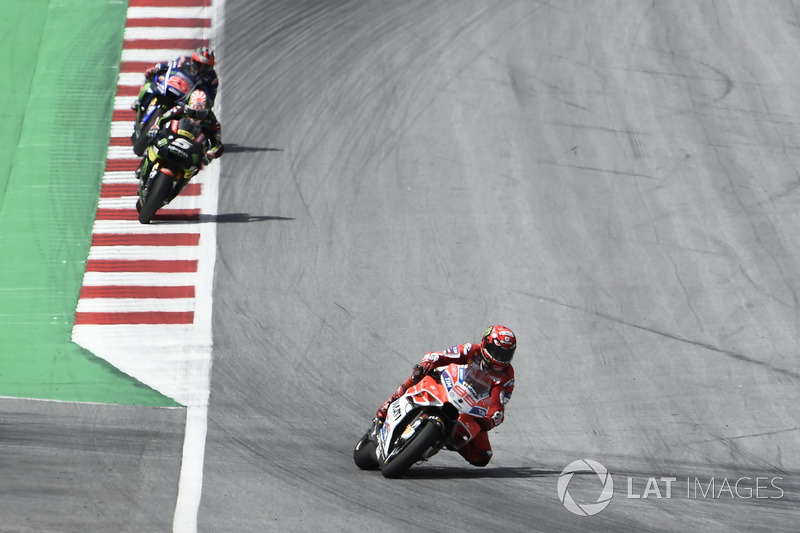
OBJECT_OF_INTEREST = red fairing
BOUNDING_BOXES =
[405,377,445,406]
[166,74,191,94]
[424,343,515,429]
[452,413,484,443]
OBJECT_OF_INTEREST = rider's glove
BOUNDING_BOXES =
[411,361,434,383]
[410,365,425,382]
[480,410,503,431]
[410,353,439,382]
[417,358,437,377]
[207,143,224,160]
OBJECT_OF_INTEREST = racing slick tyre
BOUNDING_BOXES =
[132,108,163,157]
[353,432,380,470]
[380,419,441,479]
[138,171,173,224]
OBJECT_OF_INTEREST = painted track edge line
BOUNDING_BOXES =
[173,0,222,529]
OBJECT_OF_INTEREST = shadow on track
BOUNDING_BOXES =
[150,213,294,224]
[199,213,294,223]
[224,143,283,154]
[403,466,563,479]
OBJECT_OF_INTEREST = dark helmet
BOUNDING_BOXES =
[480,325,516,371]
[191,47,215,75]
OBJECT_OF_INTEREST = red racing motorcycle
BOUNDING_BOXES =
[354,362,494,478]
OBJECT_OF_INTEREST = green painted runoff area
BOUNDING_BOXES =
[0,1,178,406]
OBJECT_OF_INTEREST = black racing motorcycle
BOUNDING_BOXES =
[135,117,209,224]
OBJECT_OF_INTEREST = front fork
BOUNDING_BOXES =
[136,150,162,204]
[385,411,446,463]
[137,158,191,206]
[135,81,154,123]
[136,155,153,199]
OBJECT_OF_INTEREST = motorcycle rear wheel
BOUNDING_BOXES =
[381,419,441,479]
[353,432,379,470]
[138,171,173,224]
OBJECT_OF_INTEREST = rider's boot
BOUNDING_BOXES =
[131,96,146,123]
[135,157,152,182]
[375,384,403,421]
[375,372,421,421]
[132,83,153,122]
[368,417,382,441]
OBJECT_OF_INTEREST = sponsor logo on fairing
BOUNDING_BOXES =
[500,390,512,405]
[469,406,488,417]
[442,370,454,389]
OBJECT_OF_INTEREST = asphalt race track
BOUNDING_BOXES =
[5,1,800,531]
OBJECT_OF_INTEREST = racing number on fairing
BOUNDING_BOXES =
[166,75,191,94]
[452,384,476,407]
[171,138,194,150]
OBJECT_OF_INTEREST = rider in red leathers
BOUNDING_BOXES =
[373,325,516,467]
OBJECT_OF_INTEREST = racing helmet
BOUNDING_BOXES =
[480,325,516,371]
[191,47,215,75]
[185,90,209,121]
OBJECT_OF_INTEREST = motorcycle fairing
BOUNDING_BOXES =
[165,72,192,99]
[441,364,490,418]
[449,414,483,451]
[140,63,198,126]
[371,364,498,469]
[376,375,443,462]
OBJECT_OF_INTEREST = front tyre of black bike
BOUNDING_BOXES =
[138,171,173,224]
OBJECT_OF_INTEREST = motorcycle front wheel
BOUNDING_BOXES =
[132,107,163,156]
[138,171,173,224]
[380,419,441,479]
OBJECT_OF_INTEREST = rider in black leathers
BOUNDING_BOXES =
[135,89,224,202]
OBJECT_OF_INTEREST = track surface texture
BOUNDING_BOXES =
[205,0,800,531]
[5,1,800,532]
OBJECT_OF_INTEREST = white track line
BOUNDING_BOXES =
[124,27,208,41]
[173,1,223,529]
[76,298,195,313]
[126,7,212,19]
[81,271,199,286]
[72,2,223,530]
[122,49,196,63]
